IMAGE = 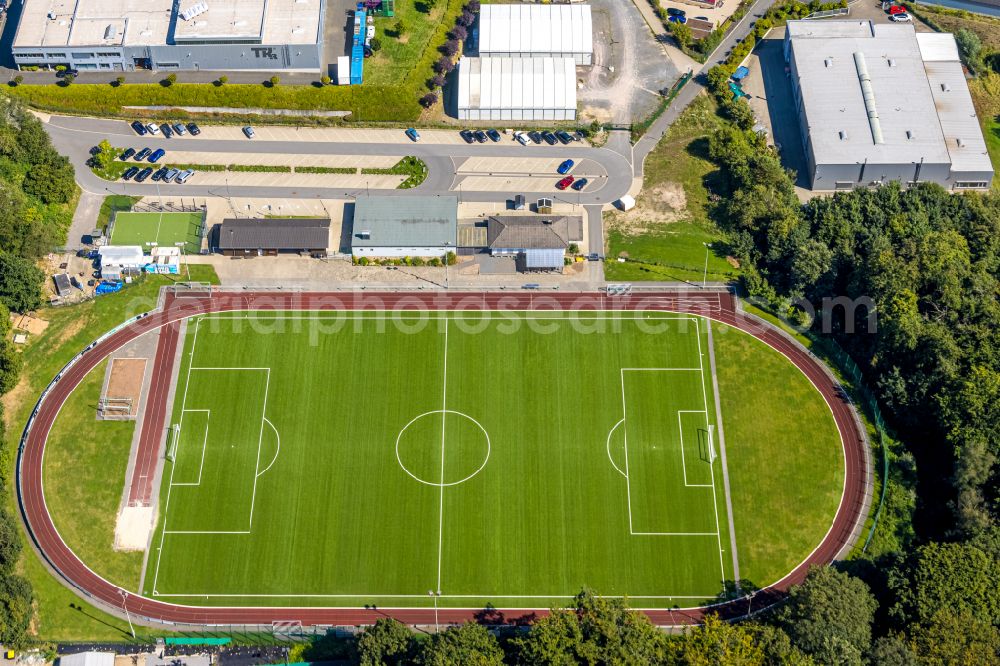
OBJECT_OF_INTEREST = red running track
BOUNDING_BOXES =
[16,290,869,627]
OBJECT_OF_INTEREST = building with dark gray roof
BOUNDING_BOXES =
[352,196,458,258]
[785,20,992,191]
[487,214,582,272]
[215,218,330,256]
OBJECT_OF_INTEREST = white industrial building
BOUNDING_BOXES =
[12,0,325,72]
[98,246,145,279]
[456,56,577,121]
[785,20,993,191]
[478,4,593,66]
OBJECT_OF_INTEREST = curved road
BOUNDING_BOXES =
[17,290,869,628]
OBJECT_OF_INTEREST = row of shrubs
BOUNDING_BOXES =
[419,0,481,108]
[354,251,458,267]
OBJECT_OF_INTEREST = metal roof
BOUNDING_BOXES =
[457,57,576,113]
[522,248,565,269]
[217,218,330,250]
[99,246,145,263]
[353,196,458,248]
[787,21,954,167]
[487,215,582,250]
[479,5,593,56]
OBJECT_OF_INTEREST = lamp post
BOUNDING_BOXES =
[120,589,135,638]
[702,242,712,288]
[429,590,441,631]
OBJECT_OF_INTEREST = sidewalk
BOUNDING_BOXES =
[630,0,700,74]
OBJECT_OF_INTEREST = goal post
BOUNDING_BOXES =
[708,424,716,464]
[98,396,133,417]
[166,424,180,461]
[171,282,213,298]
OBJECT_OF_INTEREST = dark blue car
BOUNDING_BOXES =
[148,148,166,163]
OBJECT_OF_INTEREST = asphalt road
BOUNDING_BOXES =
[45,116,635,206]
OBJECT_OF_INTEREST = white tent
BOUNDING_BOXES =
[456,57,577,121]
[59,653,115,666]
[479,5,593,66]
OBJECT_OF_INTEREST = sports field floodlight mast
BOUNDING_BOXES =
[429,590,442,631]
[120,589,135,638]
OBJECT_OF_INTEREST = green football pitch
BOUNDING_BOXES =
[144,311,744,608]
[109,212,203,254]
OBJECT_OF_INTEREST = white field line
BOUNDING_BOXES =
[151,314,204,594]
[172,408,210,486]
[696,318,728,587]
[152,592,720,600]
[620,368,634,535]
[677,410,713,488]
[193,313,702,322]
[248,368,270,531]
[437,319,449,593]
[257,418,281,478]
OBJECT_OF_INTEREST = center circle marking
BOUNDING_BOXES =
[395,410,491,487]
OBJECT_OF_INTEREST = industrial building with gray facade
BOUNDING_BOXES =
[784,20,993,191]
[12,0,325,72]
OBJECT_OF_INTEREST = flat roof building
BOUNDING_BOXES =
[215,218,331,256]
[352,196,458,258]
[478,5,593,65]
[457,56,577,121]
[784,20,992,191]
[13,0,325,72]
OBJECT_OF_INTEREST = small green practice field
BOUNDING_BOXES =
[108,211,203,254]
[138,310,843,609]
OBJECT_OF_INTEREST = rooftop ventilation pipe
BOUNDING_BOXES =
[853,51,884,145]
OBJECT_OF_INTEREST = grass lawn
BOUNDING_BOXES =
[97,195,142,231]
[43,359,143,590]
[3,265,218,642]
[118,308,845,610]
[605,95,738,284]
[713,328,843,588]
[109,211,205,254]
[366,1,456,87]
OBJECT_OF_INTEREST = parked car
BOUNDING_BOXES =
[556,176,575,190]
[557,159,575,174]
[666,6,686,15]
[131,121,148,136]
[668,14,687,23]
[175,169,195,184]
[528,131,543,144]
[120,147,136,161]
[541,131,558,145]
[148,148,166,163]
[242,126,255,138]
[571,177,588,191]
[889,11,910,21]
[586,252,601,261]
[486,128,502,142]
[161,123,173,138]
[514,131,530,146]
[151,167,168,181]
[888,4,907,13]
[163,168,180,182]
[555,130,573,144]
[135,167,154,182]
[474,130,488,143]
[405,127,421,142]
[146,123,160,135]
[135,147,152,161]
[187,122,201,135]
[460,129,475,143]
[172,123,186,135]
[122,166,140,180]
[57,68,80,78]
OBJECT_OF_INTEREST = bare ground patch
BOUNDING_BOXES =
[608,183,688,235]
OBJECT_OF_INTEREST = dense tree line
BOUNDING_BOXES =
[301,576,998,664]
[700,53,1000,661]
[0,94,76,646]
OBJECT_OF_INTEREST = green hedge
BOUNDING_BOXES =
[361,156,428,189]
[294,166,358,174]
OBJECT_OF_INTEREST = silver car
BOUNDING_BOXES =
[163,168,180,182]
[175,169,195,184]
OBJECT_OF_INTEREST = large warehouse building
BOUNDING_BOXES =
[12,0,325,72]
[478,4,593,66]
[457,56,577,121]
[785,20,993,191]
